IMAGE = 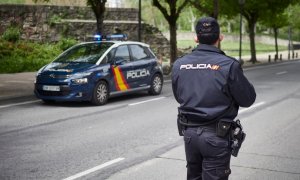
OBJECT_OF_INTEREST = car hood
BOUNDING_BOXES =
[42,62,96,74]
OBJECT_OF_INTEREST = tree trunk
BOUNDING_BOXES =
[96,14,104,34]
[90,1,106,34]
[169,20,177,66]
[248,19,257,63]
[213,0,220,49]
[274,27,279,60]
[213,0,219,19]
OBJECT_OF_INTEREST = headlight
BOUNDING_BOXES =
[72,78,88,84]
[71,72,92,84]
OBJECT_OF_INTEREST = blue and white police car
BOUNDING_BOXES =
[34,34,163,105]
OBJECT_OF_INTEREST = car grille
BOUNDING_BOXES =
[40,74,71,79]
[37,90,70,96]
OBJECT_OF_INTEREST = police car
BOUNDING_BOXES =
[34,34,163,105]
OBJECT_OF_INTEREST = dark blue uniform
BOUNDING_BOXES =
[172,44,256,180]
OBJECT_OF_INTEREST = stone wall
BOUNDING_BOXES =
[0,4,170,57]
[0,4,139,41]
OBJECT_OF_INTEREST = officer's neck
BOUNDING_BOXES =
[213,40,221,48]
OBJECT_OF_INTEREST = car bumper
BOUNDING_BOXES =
[34,83,93,101]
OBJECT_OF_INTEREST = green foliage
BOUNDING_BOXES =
[48,14,62,26]
[189,0,215,17]
[0,0,25,4]
[287,4,300,29]
[2,27,21,42]
[0,39,63,73]
[57,38,77,51]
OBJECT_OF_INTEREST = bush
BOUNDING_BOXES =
[0,40,62,73]
[0,40,14,58]
[2,27,21,42]
[0,38,80,73]
[57,38,77,51]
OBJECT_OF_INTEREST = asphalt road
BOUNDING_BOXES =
[1,60,300,180]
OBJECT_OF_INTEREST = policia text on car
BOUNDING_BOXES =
[171,17,256,180]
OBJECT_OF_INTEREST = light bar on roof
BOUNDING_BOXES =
[94,34,128,41]
[94,34,102,41]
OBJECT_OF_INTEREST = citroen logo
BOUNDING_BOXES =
[49,74,55,78]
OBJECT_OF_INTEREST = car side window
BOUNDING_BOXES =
[114,45,130,64]
[129,45,150,61]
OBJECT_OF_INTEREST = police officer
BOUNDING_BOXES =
[171,17,256,180]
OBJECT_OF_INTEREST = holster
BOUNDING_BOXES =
[231,119,246,157]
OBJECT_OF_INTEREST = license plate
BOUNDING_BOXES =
[42,85,60,91]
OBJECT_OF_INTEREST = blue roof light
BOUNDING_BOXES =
[106,34,127,40]
[94,34,102,41]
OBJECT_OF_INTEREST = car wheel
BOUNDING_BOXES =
[91,81,109,105]
[148,74,163,95]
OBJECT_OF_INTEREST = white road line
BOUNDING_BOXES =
[62,158,125,180]
[239,102,265,114]
[128,97,166,106]
[276,71,287,75]
[0,100,40,109]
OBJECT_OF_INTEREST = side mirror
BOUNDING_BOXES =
[114,57,127,66]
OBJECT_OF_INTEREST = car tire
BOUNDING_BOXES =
[91,81,109,105]
[148,74,163,95]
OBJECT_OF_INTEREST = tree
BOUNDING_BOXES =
[152,0,189,66]
[33,0,107,34]
[287,4,300,42]
[126,0,169,31]
[290,4,300,28]
[260,10,289,60]
[220,0,295,64]
[189,0,220,48]
[87,0,107,34]
[220,0,264,63]
[189,0,219,19]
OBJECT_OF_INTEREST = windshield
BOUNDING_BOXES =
[54,42,114,64]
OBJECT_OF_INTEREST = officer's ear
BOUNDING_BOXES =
[219,34,224,42]
[194,36,199,43]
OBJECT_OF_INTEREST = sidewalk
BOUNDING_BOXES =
[0,72,36,101]
[240,50,300,67]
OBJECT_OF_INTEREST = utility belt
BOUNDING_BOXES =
[177,112,246,157]
[177,114,217,130]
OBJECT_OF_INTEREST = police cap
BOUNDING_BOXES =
[195,17,220,45]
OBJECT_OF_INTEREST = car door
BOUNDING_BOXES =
[111,45,133,92]
[128,44,154,88]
